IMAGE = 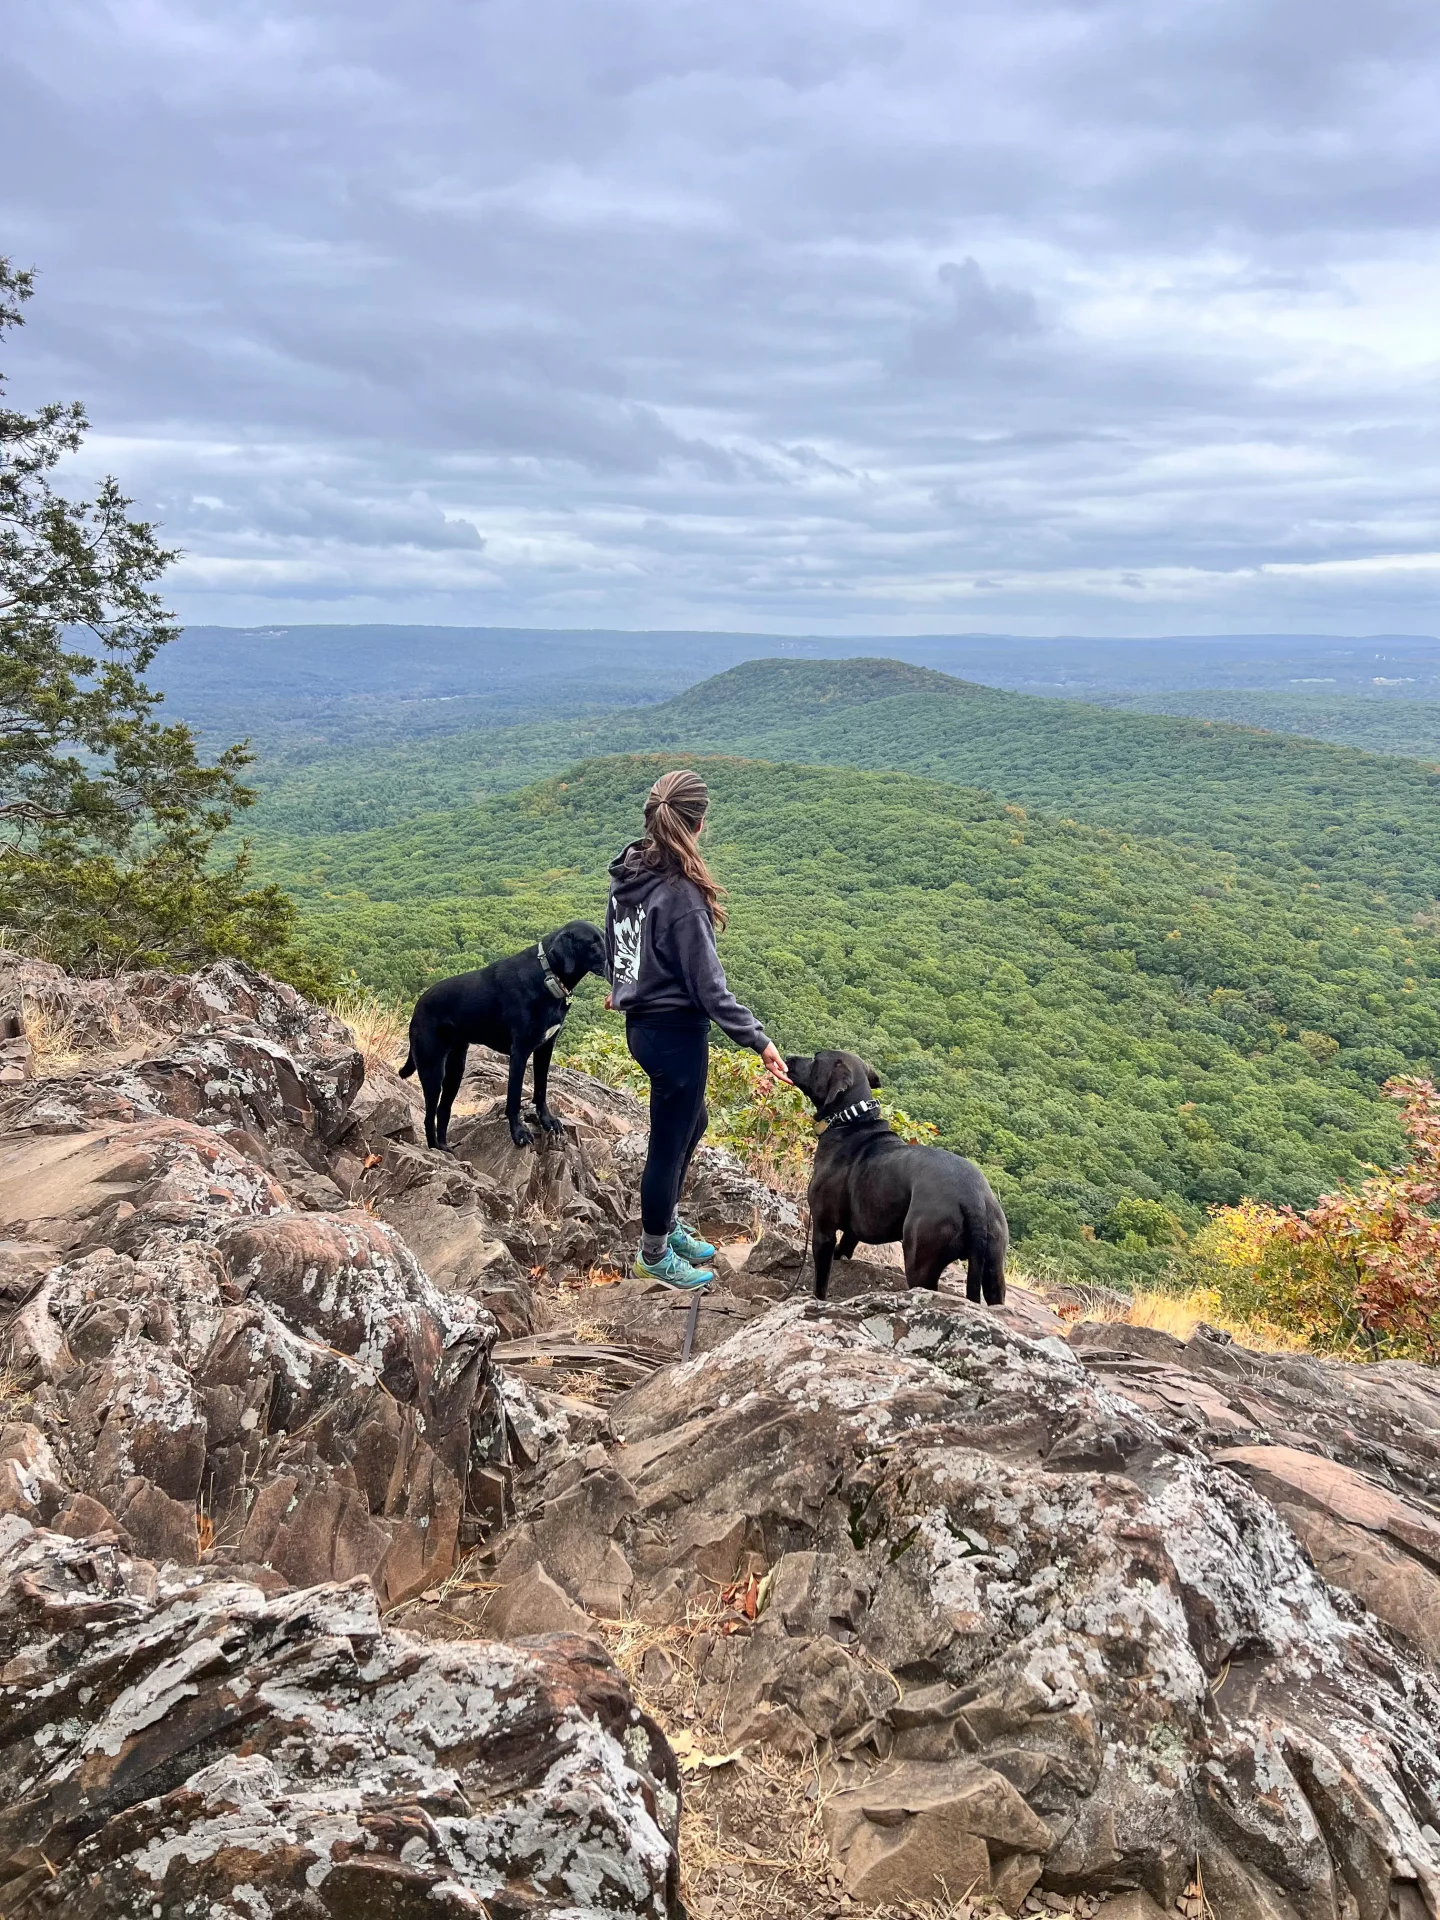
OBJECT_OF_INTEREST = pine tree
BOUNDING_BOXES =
[0,259,327,988]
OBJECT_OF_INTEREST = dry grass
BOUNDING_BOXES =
[594,1602,990,1920]
[731,1144,811,1197]
[0,925,57,966]
[328,986,409,1073]
[0,1366,33,1425]
[552,1367,607,1402]
[1081,1283,1311,1354]
[19,995,85,1070]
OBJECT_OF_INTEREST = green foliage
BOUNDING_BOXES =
[1102,1196,1188,1250]
[245,656,1440,922]
[249,751,1440,1281]
[1201,1080,1440,1360]
[561,1027,650,1097]
[0,259,328,988]
[1098,689,1440,764]
[562,1026,937,1189]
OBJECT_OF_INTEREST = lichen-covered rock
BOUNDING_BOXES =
[0,1522,681,1919]
[6,1211,505,1600]
[0,1022,364,1150]
[0,956,688,1916]
[0,1116,290,1258]
[1069,1319,1440,1676]
[0,1013,508,1604]
[0,953,357,1071]
[502,1295,1440,1916]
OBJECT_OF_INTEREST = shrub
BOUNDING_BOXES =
[0,258,328,990]
[1102,1196,1188,1250]
[1201,1076,1440,1360]
[562,1027,937,1190]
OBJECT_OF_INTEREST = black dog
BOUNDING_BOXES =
[400,921,606,1151]
[787,1049,1008,1304]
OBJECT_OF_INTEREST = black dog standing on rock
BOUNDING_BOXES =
[788,1049,1008,1304]
[401,921,607,1151]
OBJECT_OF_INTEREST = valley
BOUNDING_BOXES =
[251,723,1440,1285]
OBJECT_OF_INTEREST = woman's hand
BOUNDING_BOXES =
[760,1042,791,1083]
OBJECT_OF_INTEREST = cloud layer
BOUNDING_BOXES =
[5,0,1440,633]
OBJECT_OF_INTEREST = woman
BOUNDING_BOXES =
[605,769,789,1289]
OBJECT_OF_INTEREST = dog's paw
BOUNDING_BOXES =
[510,1124,535,1150]
[431,1141,456,1156]
[537,1110,564,1136]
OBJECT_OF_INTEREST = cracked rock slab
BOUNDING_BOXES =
[594,1295,1440,1916]
[0,1522,681,1919]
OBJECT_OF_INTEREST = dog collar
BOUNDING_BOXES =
[815,1097,882,1133]
[536,940,572,1003]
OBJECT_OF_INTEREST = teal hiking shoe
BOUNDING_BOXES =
[668,1218,715,1263]
[634,1245,712,1290]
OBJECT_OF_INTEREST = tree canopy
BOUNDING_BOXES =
[252,751,1440,1284]
[0,260,325,985]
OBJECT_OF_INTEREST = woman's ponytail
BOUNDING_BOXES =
[639,769,728,930]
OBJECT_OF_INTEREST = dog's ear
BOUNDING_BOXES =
[546,925,577,972]
[865,1063,882,1090]
[820,1054,856,1108]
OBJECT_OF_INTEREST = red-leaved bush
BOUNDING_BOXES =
[1203,1077,1440,1361]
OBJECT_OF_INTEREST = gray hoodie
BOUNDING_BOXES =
[605,842,770,1052]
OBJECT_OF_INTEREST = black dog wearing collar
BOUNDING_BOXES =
[401,920,606,1150]
[787,1049,1007,1305]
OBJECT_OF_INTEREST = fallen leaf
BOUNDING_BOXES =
[720,1571,762,1619]
[363,1153,383,1170]
[672,1730,739,1773]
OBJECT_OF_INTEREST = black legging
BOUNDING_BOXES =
[627,1017,710,1237]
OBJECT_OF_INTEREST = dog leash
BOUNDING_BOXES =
[536,939,572,1003]
[814,1097,882,1133]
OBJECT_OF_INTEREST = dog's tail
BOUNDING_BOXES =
[398,1048,416,1078]
[969,1196,1008,1307]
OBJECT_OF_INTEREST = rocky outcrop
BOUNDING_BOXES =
[0,1523,680,1919]
[9,950,1440,1918]
[1068,1319,1440,1681]
[0,1124,505,1599]
[485,1296,1440,1916]
[0,953,683,1917]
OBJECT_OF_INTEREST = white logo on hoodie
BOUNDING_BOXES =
[612,905,647,983]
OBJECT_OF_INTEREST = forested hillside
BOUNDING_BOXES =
[1095,688,1440,762]
[261,753,1440,1278]
[248,657,1440,915]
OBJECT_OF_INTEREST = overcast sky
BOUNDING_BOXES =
[5,0,1440,635]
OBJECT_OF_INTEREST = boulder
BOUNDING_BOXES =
[6,1215,505,1603]
[0,1523,681,1919]
[1216,1444,1440,1665]
[482,1557,595,1637]
[365,1139,540,1330]
[498,1294,1440,1915]
[0,1116,289,1258]
[822,1759,1053,1906]
[1069,1319,1440,1662]
[0,1023,364,1157]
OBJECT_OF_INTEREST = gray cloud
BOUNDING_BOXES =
[3,0,1440,634]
